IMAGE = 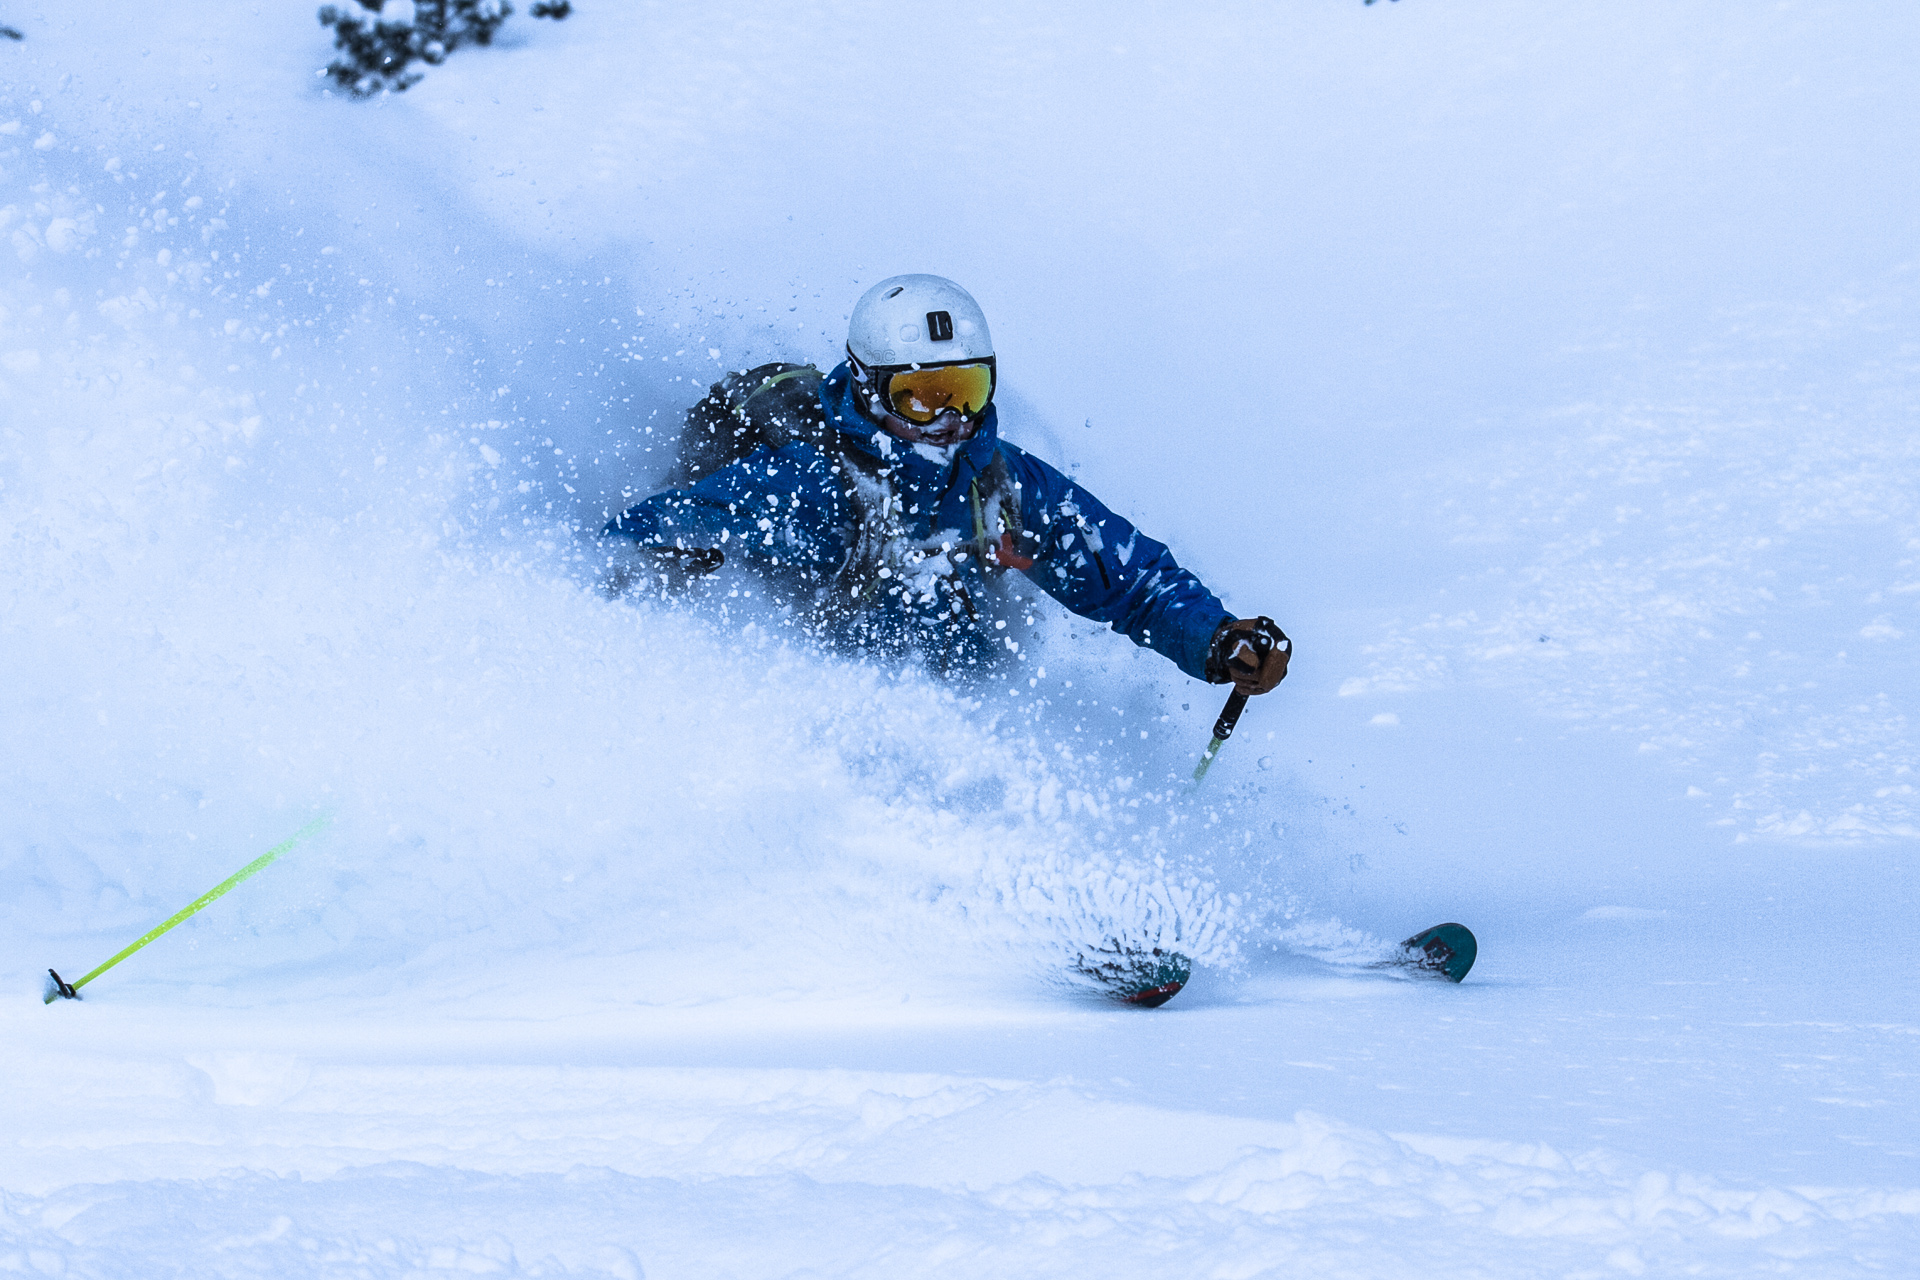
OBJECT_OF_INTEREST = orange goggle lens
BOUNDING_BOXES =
[886,363,995,424]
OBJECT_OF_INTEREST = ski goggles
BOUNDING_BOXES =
[856,357,997,425]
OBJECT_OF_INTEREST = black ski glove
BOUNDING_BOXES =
[1206,616,1291,695]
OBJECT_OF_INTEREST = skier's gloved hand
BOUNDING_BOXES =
[602,544,724,598]
[1207,616,1291,695]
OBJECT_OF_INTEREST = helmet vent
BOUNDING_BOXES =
[884,286,905,299]
[925,310,954,341]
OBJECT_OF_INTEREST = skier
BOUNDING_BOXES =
[602,274,1290,698]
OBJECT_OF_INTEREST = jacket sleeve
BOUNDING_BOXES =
[601,441,847,573]
[1002,446,1231,683]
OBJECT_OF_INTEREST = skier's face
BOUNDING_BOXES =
[877,405,979,447]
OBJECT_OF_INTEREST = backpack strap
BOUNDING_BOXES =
[737,364,821,414]
[673,361,827,485]
[968,449,1034,571]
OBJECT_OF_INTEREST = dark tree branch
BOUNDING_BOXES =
[319,0,570,98]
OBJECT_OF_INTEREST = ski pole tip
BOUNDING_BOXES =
[43,969,79,1004]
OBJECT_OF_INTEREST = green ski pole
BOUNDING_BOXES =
[44,813,331,1004]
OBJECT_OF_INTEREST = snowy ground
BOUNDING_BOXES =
[4,1,1918,1275]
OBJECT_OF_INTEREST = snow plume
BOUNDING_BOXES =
[0,139,1243,1011]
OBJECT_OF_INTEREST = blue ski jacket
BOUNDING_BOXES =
[604,362,1231,681]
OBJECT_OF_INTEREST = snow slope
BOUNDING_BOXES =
[4,1,1918,1275]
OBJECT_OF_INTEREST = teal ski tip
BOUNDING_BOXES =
[1400,923,1477,983]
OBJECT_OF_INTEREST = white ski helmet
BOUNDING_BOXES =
[846,274,993,368]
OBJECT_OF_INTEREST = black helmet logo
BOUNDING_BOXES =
[926,310,954,342]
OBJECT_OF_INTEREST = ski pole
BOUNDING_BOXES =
[1192,619,1288,783]
[43,813,331,1004]
[1192,688,1250,783]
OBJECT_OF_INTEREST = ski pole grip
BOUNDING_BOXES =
[1220,618,1283,677]
[1210,618,1286,741]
